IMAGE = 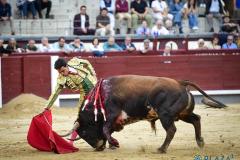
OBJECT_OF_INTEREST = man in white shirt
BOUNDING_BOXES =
[38,37,53,52]
[73,5,95,35]
[139,39,153,54]
[151,0,173,21]
[151,19,169,37]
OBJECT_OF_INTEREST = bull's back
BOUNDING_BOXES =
[108,75,183,97]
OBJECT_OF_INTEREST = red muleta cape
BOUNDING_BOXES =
[27,109,79,154]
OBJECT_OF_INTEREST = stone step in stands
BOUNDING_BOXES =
[0,19,74,36]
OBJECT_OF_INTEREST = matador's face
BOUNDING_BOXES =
[57,66,69,76]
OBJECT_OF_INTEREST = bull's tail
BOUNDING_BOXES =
[180,80,228,108]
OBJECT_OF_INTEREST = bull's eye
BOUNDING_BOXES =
[81,130,87,136]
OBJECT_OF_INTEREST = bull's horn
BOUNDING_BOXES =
[60,121,80,137]
[67,137,81,141]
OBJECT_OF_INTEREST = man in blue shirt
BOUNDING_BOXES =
[103,36,122,51]
[52,37,72,53]
[0,0,15,35]
[222,35,238,49]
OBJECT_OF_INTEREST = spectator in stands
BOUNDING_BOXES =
[120,36,136,52]
[183,0,199,32]
[25,39,38,52]
[169,0,184,33]
[236,0,240,9]
[136,20,151,36]
[89,37,105,57]
[73,5,95,35]
[5,38,23,53]
[151,20,169,37]
[148,0,155,7]
[131,0,152,32]
[103,36,122,51]
[236,34,240,48]
[197,39,208,49]
[100,0,115,29]
[35,0,52,19]
[139,39,153,54]
[221,15,240,34]
[222,35,238,49]
[96,8,114,36]
[151,0,173,22]
[26,0,37,19]
[52,37,71,53]
[115,0,131,34]
[165,19,175,34]
[162,45,171,56]
[0,39,7,56]
[208,37,221,49]
[205,0,225,32]
[0,0,15,35]
[162,44,171,63]
[38,37,53,52]
[69,37,86,52]
[16,0,27,19]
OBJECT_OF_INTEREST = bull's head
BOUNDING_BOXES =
[63,104,106,151]
[77,110,106,150]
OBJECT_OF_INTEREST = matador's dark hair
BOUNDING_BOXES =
[54,58,67,70]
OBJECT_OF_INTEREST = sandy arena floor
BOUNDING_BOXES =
[0,94,239,160]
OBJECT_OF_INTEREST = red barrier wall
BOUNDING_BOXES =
[1,56,51,104]
[2,57,23,103]
[22,56,51,98]
[1,54,240,104]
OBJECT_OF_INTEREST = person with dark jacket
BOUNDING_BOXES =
[5,38,23,54]
[221,14,240,34]
[73,5,95,35]
[205,0,226,32]
[0,39,8,56]
[35,0,52,18]
[120,36,136,52]
[0,0,15,35]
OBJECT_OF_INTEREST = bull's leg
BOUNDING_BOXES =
[103,122,120,148]
[102,107,121,148]
[180,113,204,148]
[158,116,176,153]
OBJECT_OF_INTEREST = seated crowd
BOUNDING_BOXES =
[0,32,239,56]
[1,0,239,36]
[73,0,239,36]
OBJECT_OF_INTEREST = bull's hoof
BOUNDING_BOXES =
[157,147,167,154]
[95,140,106,151]
[197,137,205,148]
[109,137,120,148]
[95,145,106,151]
[109,144,119,150]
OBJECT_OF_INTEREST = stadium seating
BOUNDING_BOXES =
[0,0,222,36]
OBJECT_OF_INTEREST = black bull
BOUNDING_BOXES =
[65,75,227,153]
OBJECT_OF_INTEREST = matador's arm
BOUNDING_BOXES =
[46,84,63,109]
